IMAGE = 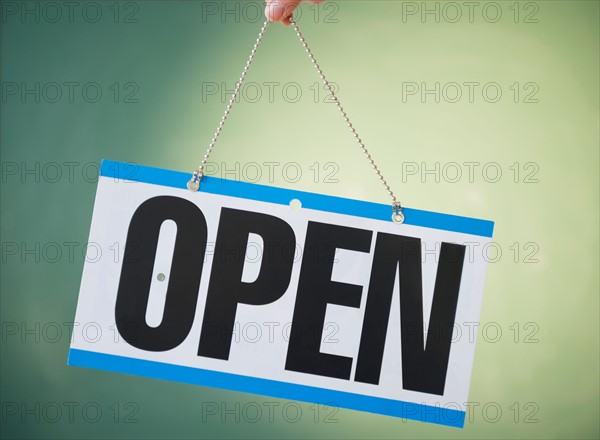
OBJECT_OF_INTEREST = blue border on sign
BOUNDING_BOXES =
[68,349,466,428]
[100,160,494,237]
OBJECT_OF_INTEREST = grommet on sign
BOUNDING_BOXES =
[392,202,405,224]
[187,179,200,192]
[187,171,201,192]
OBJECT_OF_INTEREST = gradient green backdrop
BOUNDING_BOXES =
[1,1,598,438]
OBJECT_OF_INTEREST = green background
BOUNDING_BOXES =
[1,0,598,438]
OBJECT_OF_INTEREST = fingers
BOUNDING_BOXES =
[265,0,324,25]
[265,0,302,24]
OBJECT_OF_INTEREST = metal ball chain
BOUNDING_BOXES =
[289,19,403,223]
[188,20,271,192]
[188,19,404,224]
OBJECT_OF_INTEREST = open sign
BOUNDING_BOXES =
[69,160,494,428]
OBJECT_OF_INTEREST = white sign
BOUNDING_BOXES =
[69,160,494,428]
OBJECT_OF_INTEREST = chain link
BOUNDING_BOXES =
[188,19,403,223]
[188,20,270,192]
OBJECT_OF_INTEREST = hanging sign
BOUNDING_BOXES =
[69,159,494,428]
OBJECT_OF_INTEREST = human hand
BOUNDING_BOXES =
[265,0,324,25]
